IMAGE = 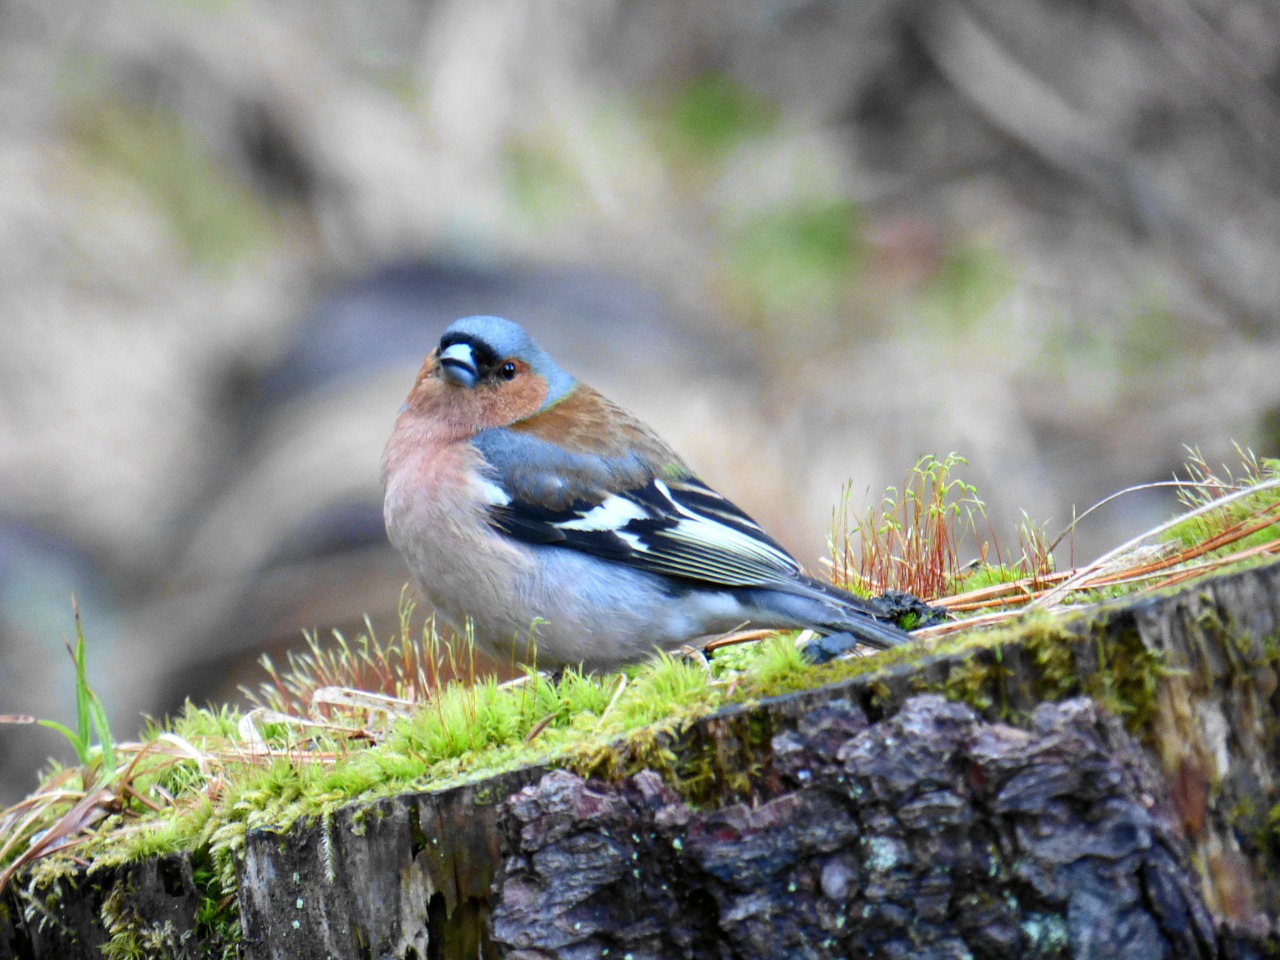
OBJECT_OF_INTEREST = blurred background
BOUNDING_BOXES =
[3,0,1279,802]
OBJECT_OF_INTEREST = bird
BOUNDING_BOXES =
[381,315,912,671]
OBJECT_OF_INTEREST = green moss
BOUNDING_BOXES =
[10,554,1277,945]
[953,564,1025,594]
[943,654,999,713]
[190,852,240,960]
[730,606,1167,736]
[567,697,774,807]
[736,634,811,694]
[615,654,714,729]
[32,649,741,906]
[6,875,62,945]
[928,611,1169,732]
[1021,614,1081,702]
[1088,619,1164,728]
[100,879,193,960]
[1161,452,1280,555]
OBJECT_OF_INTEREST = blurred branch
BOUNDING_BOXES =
[915,0,1280,331]
[915,0,1131,204]
[1128,0,1280,167]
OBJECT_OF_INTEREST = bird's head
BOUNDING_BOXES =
[405,316,576,432]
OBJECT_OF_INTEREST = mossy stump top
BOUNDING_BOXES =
[3,560,1279,959]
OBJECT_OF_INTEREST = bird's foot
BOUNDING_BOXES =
[801,631,873,665]
[674,644,712,672]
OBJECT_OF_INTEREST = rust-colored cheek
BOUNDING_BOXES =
[474,373,549,429]
[403,361,549,436]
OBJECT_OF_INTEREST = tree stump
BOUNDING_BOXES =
[3,560,1278,959]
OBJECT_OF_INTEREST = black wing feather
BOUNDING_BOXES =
[485,472,806,589]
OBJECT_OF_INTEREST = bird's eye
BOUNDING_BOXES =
[499,361,518,380]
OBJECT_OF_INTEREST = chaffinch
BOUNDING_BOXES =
[382,316,911,670]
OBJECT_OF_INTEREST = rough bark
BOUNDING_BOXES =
[2,560,1279,959]
[492,697,1218,960]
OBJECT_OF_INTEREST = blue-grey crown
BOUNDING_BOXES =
[441,316,576,409]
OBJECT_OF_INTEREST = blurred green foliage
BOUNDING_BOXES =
[1126,292,1213,369]
[505,134,581,227]
[725,198,865,328]
[1037,289,1210,395]
[666,73,777,161]
[500,68,1024,350]
[69,98,279,269]
[918,239,1015,331]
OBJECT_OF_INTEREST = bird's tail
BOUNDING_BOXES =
[816,607,914,650]
[740,576,916,650]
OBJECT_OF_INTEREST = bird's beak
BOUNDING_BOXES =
[439,343,479,387]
